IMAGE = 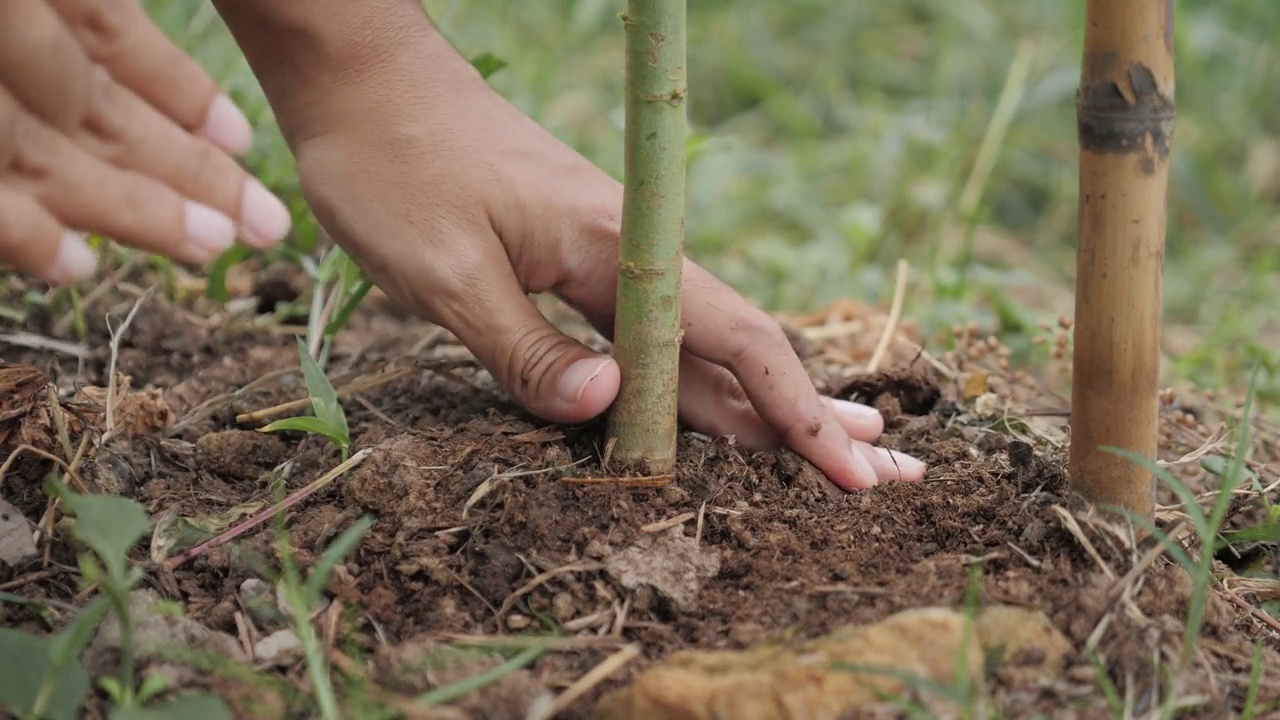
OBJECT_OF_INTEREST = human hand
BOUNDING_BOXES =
[284,42,927,491]
[0,0,291,286]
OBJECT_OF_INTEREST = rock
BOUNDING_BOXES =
[975,605,1073,684]
[85,589,245,678]
[254,629,302,664]
[240,578,280,627]
[0,499,37,567]
[597,604,1074,720]
[604,527,720,611]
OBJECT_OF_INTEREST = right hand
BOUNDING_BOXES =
[0,0,292,286]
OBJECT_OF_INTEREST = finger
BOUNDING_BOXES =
[0,185,96,285]
[676,352,888,447]
[73,65,290,248]
[7,101,237,265]
[430,238,620,424]
[0,0,96,132]
[45,0,253,154]
[857,439,928,484]
[677,260,888,490]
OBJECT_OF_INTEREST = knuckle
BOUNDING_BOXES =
[10,112,57,181]
[504,323,567,396]
[0,92,17,169]
[78,68,126,149]
[177,137,227,199]
[68,0,139,58]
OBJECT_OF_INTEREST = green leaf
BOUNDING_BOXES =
[324,279,373,337]
[1200,454,1256,485]
[205,246,254,302]
[57,490,151,579]
[304,515,374,601]
[135,671,173,704]
[50,596,111,666]
[98,675,126,703]
[294,337,348,447]
[469,51,508,79]
[0,628,90,720]
[107,692,231,720]
[315,246,341,283]
[259,416,348,449]
[0,591,47,610]
[418,644,545,706]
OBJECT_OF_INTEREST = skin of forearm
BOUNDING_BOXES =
[210,0,478,147]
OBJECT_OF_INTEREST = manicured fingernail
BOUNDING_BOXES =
[185,201,236,260]
[201,94,253,155]
[240,178,292,248]
[833,399,881,419]
[47,231,97,285]
[558,357,612,403]
[876,447,927,480]
[850,441,879,488]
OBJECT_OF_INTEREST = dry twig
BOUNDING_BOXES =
[866,258,909,373]
[164,447,372,570]
[101,285,154,446]
[529,643,643,720]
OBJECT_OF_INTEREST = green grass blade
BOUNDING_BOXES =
[417,645,546,706]
[259,416,348,449]
[303,515,374,602]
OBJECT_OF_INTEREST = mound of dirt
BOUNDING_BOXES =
[2,278,1279,719]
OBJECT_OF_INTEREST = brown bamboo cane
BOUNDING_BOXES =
[1069,0,1176,519]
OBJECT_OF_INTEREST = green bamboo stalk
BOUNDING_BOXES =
[606,0,688,474]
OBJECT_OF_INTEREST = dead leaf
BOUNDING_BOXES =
[0,498,37,567]
[0,362,51,449]
[74,374,173,440]
[962,369,989,401]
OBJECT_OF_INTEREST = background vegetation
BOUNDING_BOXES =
[145,0,1280,401]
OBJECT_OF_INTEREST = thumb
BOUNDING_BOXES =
[438,265,619,425]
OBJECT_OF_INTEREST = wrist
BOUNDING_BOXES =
[213,0,482,146]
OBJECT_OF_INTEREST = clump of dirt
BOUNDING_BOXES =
[2,273,1279,719]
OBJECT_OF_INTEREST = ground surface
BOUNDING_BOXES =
[2,265,1280,719]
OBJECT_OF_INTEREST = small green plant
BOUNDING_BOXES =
[260,337,351,458]
[0,481,231,720]
[1102,363,1263,719]
[295,245,372,369]
[271,508,374,720]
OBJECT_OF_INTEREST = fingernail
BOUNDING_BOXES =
[184,201,236,260]
[876,447,927,480]
[850,441,879,488]
[833,399,882,419]
[201,94,253,155]
[240,178,292,248]
[47,231,97,285]
[558,357,612,403]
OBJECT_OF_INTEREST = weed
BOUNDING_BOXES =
[1102,363,1263,716]
[271,506,373,720]
[0,480,231,720]
[260,337,351,458]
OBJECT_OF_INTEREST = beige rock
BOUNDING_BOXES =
[597,604,1074,720]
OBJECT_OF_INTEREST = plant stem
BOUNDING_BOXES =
[107,583,136,706]
[1069,0,1175,519]
[606,0,688,474]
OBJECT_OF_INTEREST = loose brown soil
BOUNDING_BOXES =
[2,265,1280,719]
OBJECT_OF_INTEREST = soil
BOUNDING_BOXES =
[2,263,1280,719]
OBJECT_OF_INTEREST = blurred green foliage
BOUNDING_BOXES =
[144,0,1279,399]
